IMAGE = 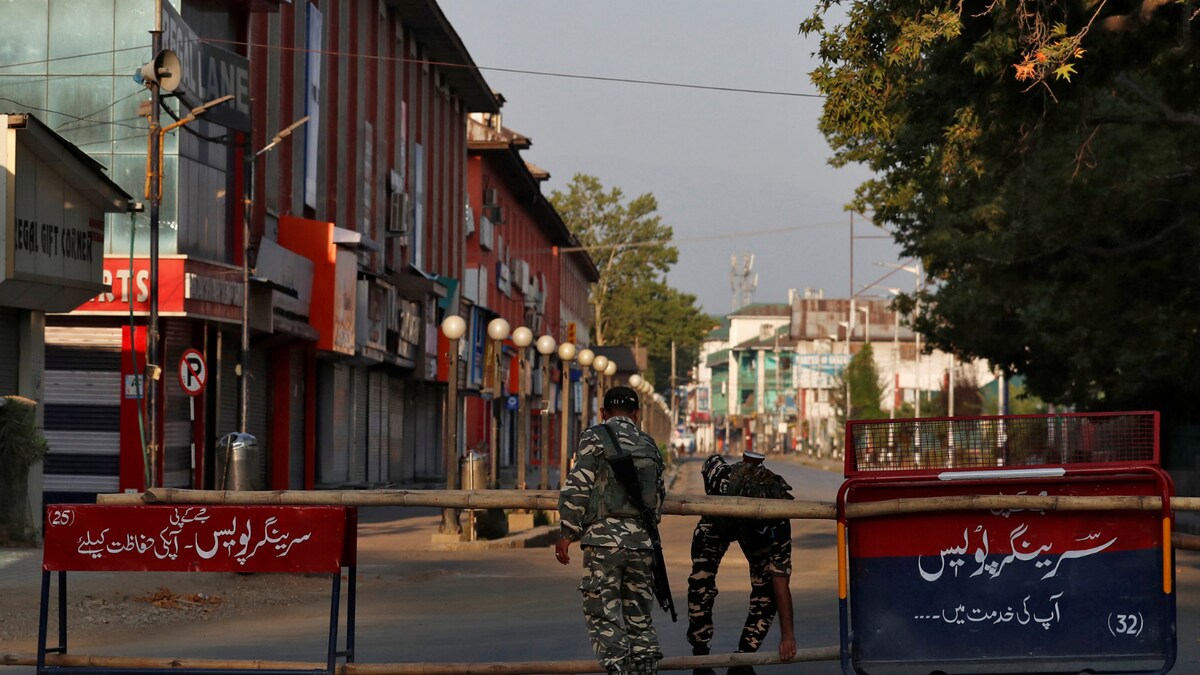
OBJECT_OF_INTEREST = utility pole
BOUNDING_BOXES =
[145,0,164,490]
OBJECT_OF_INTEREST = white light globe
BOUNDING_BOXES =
[577,348,595,367]
[557,342,576,362]
[592,355,608,373]
[441,315,466,340]
[487,317,511,342]
[535,335,557,355]
[628,373,643,388]
[653,393,665,403]
[604,361,617,376]
[512,326,533,348]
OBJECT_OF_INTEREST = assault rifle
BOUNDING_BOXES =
[600,427,677,622]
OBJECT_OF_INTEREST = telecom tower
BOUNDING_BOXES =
[730,252,758,312]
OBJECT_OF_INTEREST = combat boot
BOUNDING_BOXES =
[689,645,714,675]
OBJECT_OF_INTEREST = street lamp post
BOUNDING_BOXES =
[604,360,617,395]
[241,115,310,435]
[577,349,595,434]
[486,318,511,488]
[440,315,466,535]
[511,327,533,490]
[628,373,644,430]
[535,335,556,489]
[557,342,576,489]
[591,355,609,428]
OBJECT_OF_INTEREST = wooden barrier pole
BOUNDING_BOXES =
[99,488,839,520]
[3,647,840,673]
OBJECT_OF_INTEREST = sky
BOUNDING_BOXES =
[440,1,912,315]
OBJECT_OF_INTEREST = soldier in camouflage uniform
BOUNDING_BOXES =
[686,452,795,675]
[556,386,666,675]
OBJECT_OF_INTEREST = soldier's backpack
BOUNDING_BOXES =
[713,461,793,537]
[585,422,663,522]
[725,462,793,502]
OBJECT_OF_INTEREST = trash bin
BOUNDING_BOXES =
[461,450,489,492]
[216,432,263,491]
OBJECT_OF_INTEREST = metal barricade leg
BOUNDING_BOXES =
[326,572,340,675]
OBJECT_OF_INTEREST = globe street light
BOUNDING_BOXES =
[557,342,576,489]
[576,349,595,432]
[511,327,533,490]
[535,335,557,490]
[604,360,617,393]
[440,315,467,536]
[485,318,510,488]
[591,355,609,427]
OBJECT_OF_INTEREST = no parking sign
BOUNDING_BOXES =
[178,348,207,396]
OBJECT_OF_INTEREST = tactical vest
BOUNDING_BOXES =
[586,422,663,521]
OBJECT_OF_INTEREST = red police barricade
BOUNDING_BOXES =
[837,412,1175,675]
[38,505,357,675]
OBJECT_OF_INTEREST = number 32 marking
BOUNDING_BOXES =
[1108,612,1144,637]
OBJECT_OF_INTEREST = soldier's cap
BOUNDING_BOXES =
[743,451,766,464]
[603,386,639,412]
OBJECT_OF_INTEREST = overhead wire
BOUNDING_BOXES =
[200,37,825,99]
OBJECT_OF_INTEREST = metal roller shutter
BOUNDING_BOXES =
[162,321,194,488]
[42,324,123,502]
[288,349,305,489]
[247,347,270,459]
[352,367,368,485]
[367,370,385,484]
[387,376,406,484]
[319,362,351,485]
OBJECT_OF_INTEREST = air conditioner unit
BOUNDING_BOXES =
[386,191,411,234]
[488,205,504,224]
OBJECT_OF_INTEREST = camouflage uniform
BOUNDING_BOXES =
[687,455,793,659]
[559,416,665,675]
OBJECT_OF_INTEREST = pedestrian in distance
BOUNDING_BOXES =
[686,451,796,675]
[556,385,669,675]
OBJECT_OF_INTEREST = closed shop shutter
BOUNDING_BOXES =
[320,362,351,485]
[388,376,406,483]
[212,332,239,489]
[247,347,270,457]
[162,321,195,488]
[367,370,385,484]
[352,367,368,484]
[218,332,239,439]
[413,383,441,480]
[42,323,123,502]
[288,348,305,489]
[0,309,19,394]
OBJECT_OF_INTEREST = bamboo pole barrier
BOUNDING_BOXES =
[98,488,838,520]
[2,647,840,673]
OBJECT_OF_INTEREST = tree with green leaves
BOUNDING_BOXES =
[551,174,711,391]
[550,174,677,347]
[833,344,888,423]
[803,0,1200,419]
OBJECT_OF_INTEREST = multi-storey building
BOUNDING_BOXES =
[463,107,597,487]
[1,0,504,502]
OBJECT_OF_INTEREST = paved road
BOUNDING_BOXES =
[3,456,1200,673]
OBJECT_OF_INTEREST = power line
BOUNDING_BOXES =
[514,221,849,256]
[201,38,825,99]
